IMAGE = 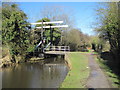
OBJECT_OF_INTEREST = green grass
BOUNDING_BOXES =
[60,52,89,88]
[96,57,120,88]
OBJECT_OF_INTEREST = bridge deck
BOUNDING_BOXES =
[44,51,68,55]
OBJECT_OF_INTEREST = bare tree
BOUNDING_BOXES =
[40,5,75,28]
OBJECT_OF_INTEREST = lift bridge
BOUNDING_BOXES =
[31,21,70,57]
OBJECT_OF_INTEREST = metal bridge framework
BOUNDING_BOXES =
[31,21,70,53]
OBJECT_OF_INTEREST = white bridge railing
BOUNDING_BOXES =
[45,46,70,51]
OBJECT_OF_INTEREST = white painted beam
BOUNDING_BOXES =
[36,25,68,29]
[31,21,63,25]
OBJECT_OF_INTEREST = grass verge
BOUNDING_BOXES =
[60,52,89,88]
[96,56,120,88]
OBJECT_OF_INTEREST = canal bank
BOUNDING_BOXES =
[1,51,89,88]
[60,52,90,88]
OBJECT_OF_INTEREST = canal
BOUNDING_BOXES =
[2,58,69,88]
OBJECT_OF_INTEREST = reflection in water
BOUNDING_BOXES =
[2,62,68,88]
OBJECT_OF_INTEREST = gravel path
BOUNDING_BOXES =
[86,53,111,88]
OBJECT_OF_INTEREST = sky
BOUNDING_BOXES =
[18,2,98,35]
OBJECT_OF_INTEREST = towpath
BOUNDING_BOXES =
[86,53,111,88]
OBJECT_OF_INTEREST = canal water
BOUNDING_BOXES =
[2,58,69,88]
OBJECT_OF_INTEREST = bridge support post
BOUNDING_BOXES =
[50,25,53,46]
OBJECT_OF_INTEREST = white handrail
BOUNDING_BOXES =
[36,25,68,29]
[36,41,42,48]
[44,42,51,50]
[31,21,63,25]
[48,46,70,51]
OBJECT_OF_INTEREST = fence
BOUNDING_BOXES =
[45,46,70,51]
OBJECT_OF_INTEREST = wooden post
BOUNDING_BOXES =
[50,25,53,46]
[41,20,44,53]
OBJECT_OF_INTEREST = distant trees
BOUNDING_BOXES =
[91,36,108,53]
[95,2,120,71]
[2,3,31,62]
[39,5,91,51]
[40,5,74,28]
[61,28,90,51]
